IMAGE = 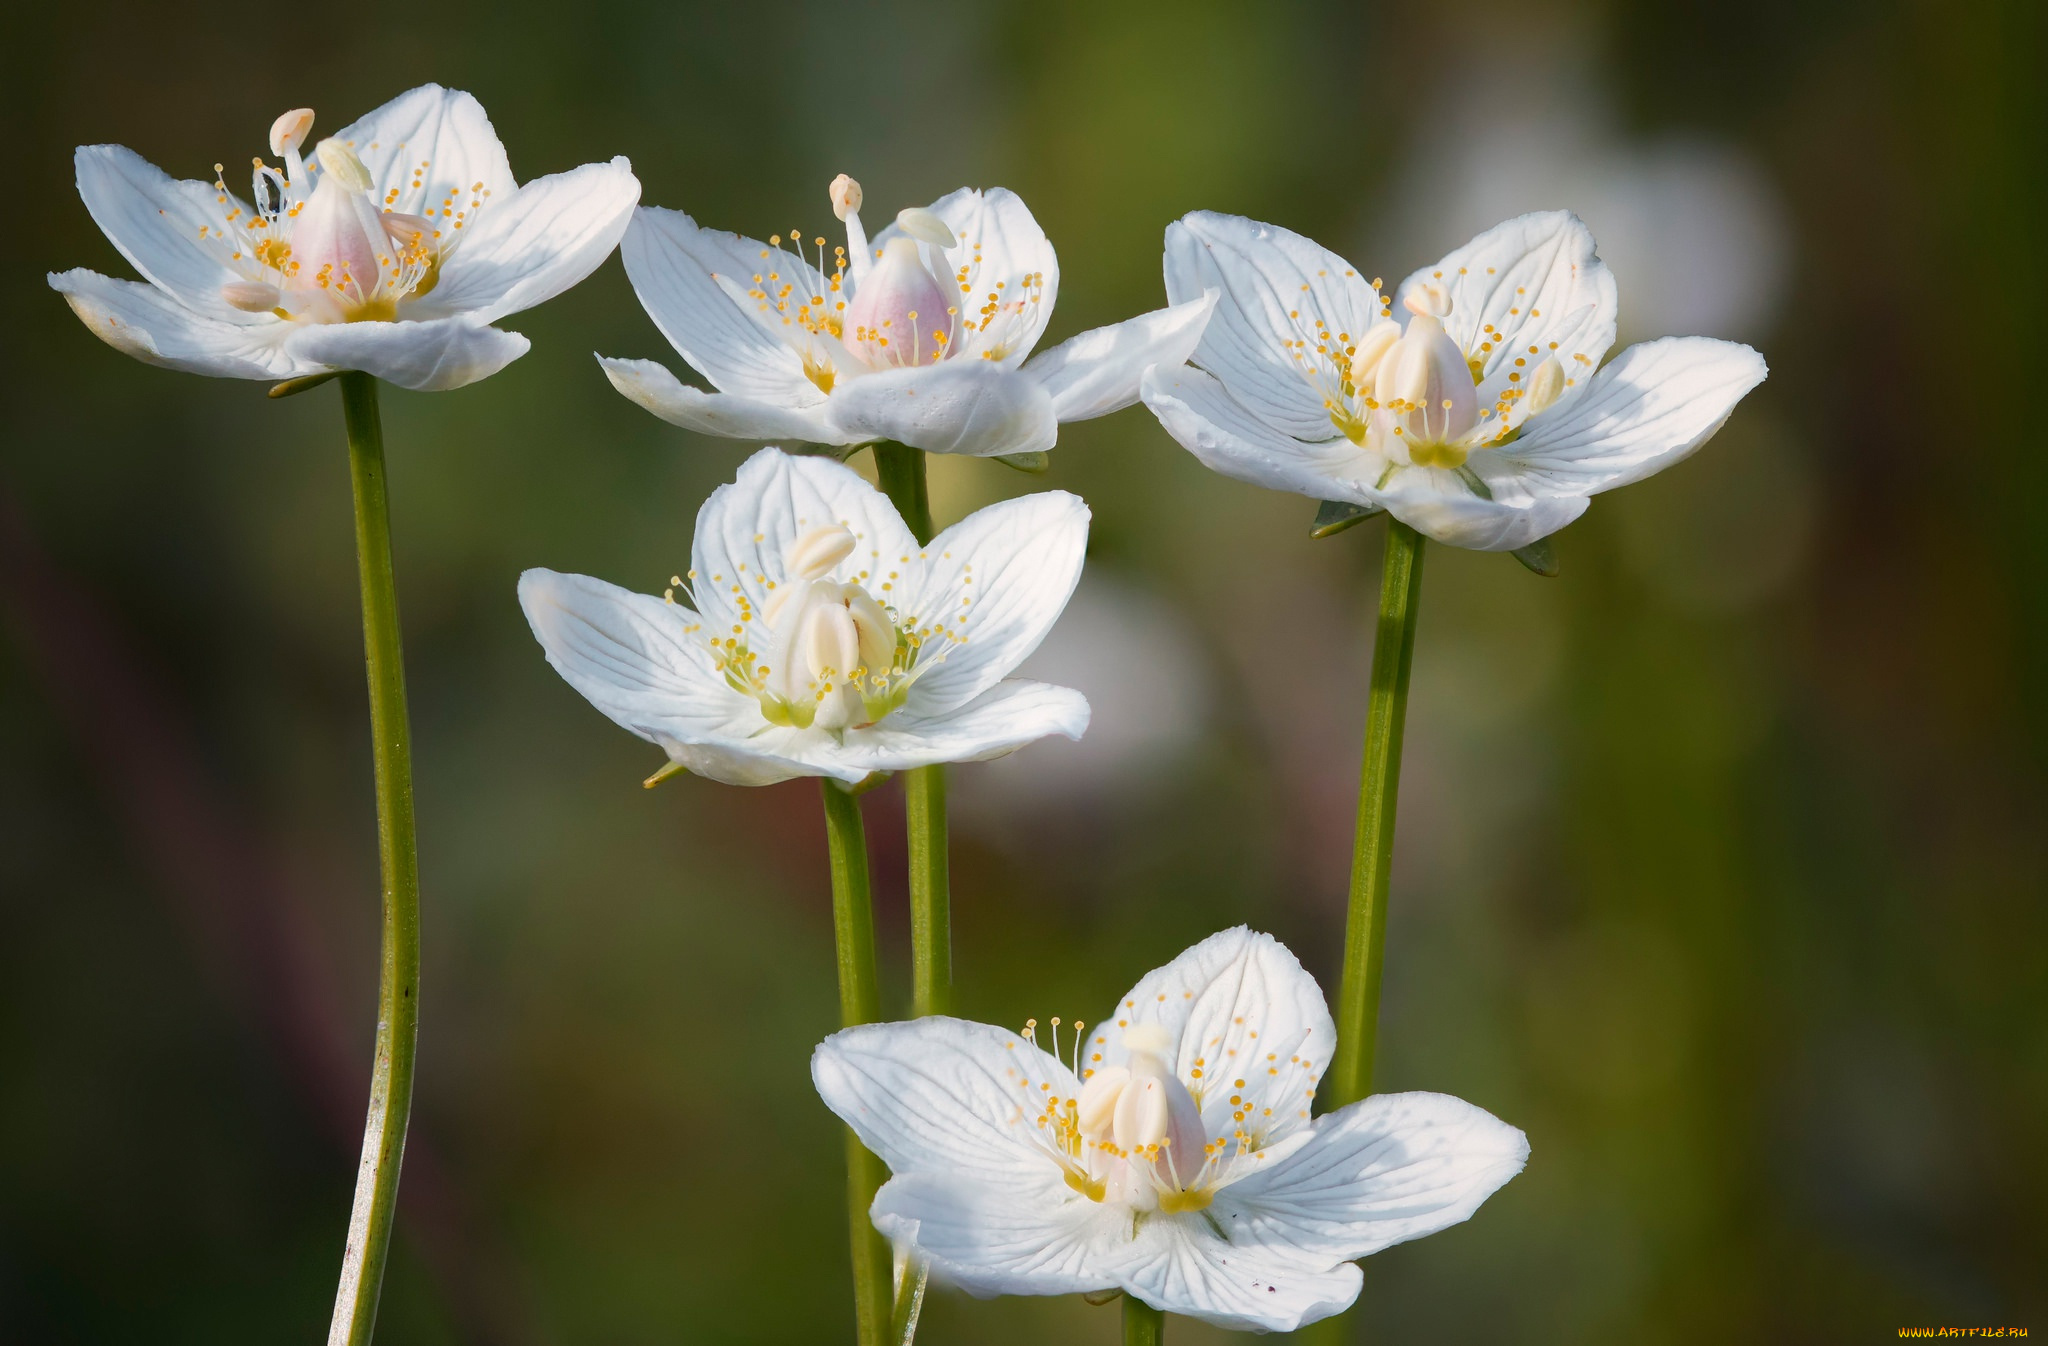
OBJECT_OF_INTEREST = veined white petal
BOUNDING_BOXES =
[1164,212,1384,443]
[826,680,1089,774]
[871,1172,1129,1299]
[824,361,1057,458]
[1498,336,1768,495]
[899,492,1090,716]
[333,84,516,220]
[1374,471,1590,551]
[50,268,302,380]
[1087,928,1335,1150]
[412,157,639,322]
[1105,1211,1363,1333]
[1220,1091,1528,1264]
[73,145,254,324]
[599,356,850,443]
[1023,289,1218,423]
[620,207,823,406]
[282,316,529,391]
[517,569,820,787]
[1141,364,1381,506]
[875,188,1060,366]
[814,1018,1082,1181]
[1396,211,1617,413]
[688,449,918,642]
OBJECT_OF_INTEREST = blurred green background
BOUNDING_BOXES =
[3,0,2043,1340]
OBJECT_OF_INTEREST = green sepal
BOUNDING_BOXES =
[850,770,894,797]
[1511,538,1560,577]
[1453,464,1493,500]
[268,371,341,399]
[994,450,1051,474]
[641,759,689,789]
[1310,499,1375,539]
[1082,1289,1124,1307]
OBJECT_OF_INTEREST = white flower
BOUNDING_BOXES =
[1141,210,1768,551]
[813,927,1528,1333]
[519,447,1092,786]
[50,85,640,392]
[600,175,1217,460]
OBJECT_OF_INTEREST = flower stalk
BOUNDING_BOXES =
[1328,520,1426,1109]
[326,373,422,1346]
[820,778,893,1346]
[1124,1298,1165,1345]
[871,441,951,1019]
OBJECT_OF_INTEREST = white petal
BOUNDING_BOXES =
[334,84,516,218]
[688,449,919,641]
[1396,211,1617,409]
[1374,472,1590,551]
[1499,337,1768,495]
[831,680,1090,773]
[283,316,529,391]
[1141,363,1380,506]
[871,1172,1128,1299]
[599,356,849,442]
[1087,928,1335,1148]
[883,187,1059,365]
[824,361,1057,458]
[1221,1091,1528,1263]
[72,145,251,323]
[50,268,302,380]
[413,157,639,322]
[1023,290,1217,423]
[813,1017,1081,1181]
[516,569,816,787]
[1107,1212,1363,1333]
[898,491,1089,714]
[1163,212,1383,443]
[620,207,822,405]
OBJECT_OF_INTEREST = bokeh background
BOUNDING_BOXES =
[3,0,2043,1340]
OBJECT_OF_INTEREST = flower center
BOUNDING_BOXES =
[842,209,960,370]
[208,107,481,324]
[673,524,959,734]
[1011,1020,1276,1218]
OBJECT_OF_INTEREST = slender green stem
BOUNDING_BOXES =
[325,373,422,1346]
[1327,520,1427,1109]
[904,765,951,1017]
[871,440,933,541]
[890,1258,930,1346]
[870,441,951,1019]
[1123,1297,1165,1345]
[820,780,892,1346]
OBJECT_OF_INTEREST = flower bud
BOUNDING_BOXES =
[894,206,958,250]
[1404,280,1451,318]
[1348,319,1401,393]
[800,596,861,680]
[843,587,897,676]
[830,174,863,221]
[844,237,955,368]
[1524,356,1566,415]
[269,108,315,158]
[381,211,434,245]
[221,280,282,312]
[1113,1076,1170,1150]
[314,138,374,193]
[1076,1065,1131,1138]
[786,524,858,582]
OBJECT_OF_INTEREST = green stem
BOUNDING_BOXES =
[1123,1297,1165,1345]
[1327,520,1427,1109]
[325,373,422,1346]
[820,780,892,1346]
[870,441,951,1019]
